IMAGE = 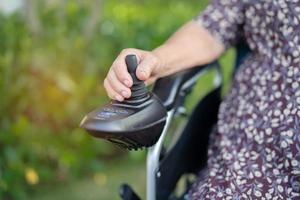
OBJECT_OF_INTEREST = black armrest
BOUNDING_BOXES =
[152,62,218,111]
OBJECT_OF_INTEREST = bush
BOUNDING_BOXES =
[0,0,208,199]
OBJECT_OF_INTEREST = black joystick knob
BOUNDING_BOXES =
[124,55,150,103]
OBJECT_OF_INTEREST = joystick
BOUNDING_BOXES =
[123,55,150,104]
[80,55,167,150]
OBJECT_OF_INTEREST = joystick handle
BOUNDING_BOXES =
[125,55,150,103]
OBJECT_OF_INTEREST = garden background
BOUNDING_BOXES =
[0,0,235,199]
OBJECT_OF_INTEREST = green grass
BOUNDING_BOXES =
[29,158,146,200]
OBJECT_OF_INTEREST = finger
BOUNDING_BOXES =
[103,78,124,101]
[112,48,143,87]
[136,56,158,81]
[111,59,133,88]
[107,70,131,98]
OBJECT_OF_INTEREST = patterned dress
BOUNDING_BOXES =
[189,0,300,199]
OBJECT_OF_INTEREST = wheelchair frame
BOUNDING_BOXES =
[147,65,222,200]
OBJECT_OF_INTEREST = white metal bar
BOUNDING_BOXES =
[146,110,174,200]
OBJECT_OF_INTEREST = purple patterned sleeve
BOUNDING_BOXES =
[194,0,245,49]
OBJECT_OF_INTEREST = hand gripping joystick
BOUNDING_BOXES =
[124,55,149,103]
[80,55,167,150]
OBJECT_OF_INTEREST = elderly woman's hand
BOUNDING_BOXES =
[103,48,163,102]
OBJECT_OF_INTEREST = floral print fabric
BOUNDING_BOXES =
[189,0,300,199]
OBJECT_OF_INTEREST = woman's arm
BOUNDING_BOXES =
[152,21,224,79]
[103,21,224,102]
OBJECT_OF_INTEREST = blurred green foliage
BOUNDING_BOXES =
[0,0,226,199]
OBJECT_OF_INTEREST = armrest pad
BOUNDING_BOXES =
[152,63,216,111]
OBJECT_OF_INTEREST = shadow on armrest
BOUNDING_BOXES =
[152,62,218,111]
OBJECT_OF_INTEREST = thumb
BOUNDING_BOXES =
[136,56,158,81]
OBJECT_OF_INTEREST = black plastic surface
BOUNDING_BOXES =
[80,94,167,150]
[119,184,142,200]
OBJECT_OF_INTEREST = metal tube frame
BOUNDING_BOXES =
[146,110,174,200]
